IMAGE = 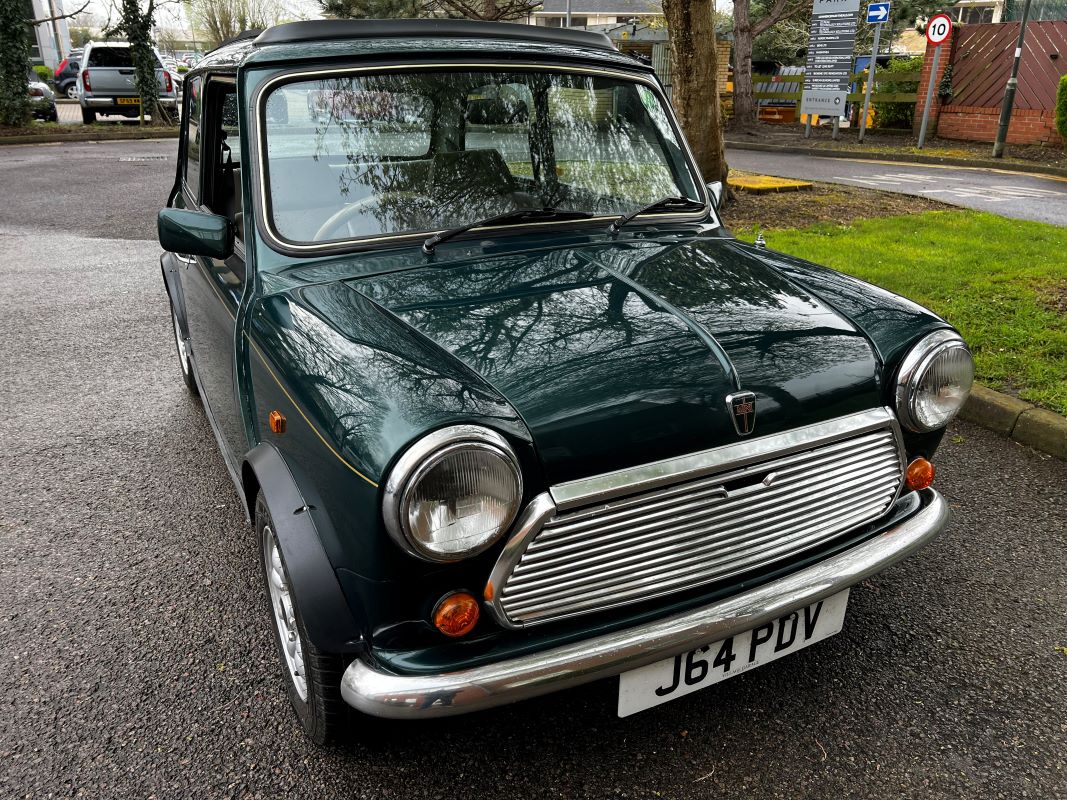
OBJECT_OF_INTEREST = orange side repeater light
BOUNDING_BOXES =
[905,457,935,491]
[433,591,480,638]
[268,410,286,434]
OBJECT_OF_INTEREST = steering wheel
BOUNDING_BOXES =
[311,193,438,242]
[312,196,381,242]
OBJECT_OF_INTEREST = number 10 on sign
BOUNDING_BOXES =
[918,13,953,148]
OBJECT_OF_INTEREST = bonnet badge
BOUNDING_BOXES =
[726,391,757,436]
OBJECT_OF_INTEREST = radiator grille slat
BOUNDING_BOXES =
[524,457,899,560]
[496,423,903,626]
[509,475,900,591]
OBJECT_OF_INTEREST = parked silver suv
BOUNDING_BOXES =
[77,41,177,123]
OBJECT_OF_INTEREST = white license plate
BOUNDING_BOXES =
[618,590,849,717]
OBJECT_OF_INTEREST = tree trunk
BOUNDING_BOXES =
[730,0,757,130]
[661,0,728,186]
[0,0,32,127]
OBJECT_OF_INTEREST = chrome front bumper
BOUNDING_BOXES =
[341,489,949,719]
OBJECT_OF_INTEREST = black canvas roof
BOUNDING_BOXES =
[253,19,614,51]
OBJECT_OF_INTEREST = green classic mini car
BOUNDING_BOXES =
[158,19,974,744]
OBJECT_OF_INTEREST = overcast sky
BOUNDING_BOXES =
[74,0,325,35]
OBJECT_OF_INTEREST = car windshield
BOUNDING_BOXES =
[260,68,703,246]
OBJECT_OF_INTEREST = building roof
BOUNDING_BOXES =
[537,0,661,13]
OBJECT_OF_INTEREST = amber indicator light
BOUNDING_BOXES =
[433,591,480,638]
[268,410,286,434]
[905,457,935,491]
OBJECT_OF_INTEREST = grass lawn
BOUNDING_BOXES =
[736,210,1067,415]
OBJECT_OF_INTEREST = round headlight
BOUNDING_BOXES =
[895,330,975,432]
[383,426,523,562]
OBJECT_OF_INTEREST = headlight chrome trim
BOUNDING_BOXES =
[383,425,523,563]
[894,329,973,432]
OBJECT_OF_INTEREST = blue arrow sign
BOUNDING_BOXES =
[867,2,890,22]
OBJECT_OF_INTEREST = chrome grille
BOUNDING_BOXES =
[492,415,903,627]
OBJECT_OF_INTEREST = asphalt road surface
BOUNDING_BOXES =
[727,148,1067,227]
[2,140,1066,799]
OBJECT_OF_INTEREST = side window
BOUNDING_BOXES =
[463,83,533,181]
[547,82,685,204]
[204,83,242,232]
[184,76,202,201]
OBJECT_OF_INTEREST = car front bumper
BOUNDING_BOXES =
[341,488,950,719]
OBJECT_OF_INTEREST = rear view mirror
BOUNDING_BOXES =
[158,208,233,260]
[706,181,724,211]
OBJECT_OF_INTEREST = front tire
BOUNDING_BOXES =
[257,494,348,745]
[65,84,78,100]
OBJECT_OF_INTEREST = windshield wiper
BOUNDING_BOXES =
[608,196,706,234]
[423,208,594,254]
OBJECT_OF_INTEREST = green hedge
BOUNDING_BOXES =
[1057,74,1067,148]
[873,56,924,129]
[32,65,52,87]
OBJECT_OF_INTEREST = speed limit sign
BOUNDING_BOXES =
[926,13,953,46]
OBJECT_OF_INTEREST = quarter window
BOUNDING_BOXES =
[184,76,202,201]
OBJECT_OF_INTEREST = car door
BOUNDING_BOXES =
[178,74,249,466]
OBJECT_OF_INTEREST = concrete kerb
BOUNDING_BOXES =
[725,140,1067,180]
[0,129,179,146]
[959,385,1067,461]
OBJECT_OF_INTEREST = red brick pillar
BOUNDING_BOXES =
[912,27,960,138]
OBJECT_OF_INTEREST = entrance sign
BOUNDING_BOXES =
[926,13,953,46]
[800,0,862,118]
[867,2,890,22]
[918,14,953,148]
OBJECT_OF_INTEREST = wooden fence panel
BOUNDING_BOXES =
[950,20,1067,110]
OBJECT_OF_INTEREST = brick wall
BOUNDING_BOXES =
[716,41,731,96]
[912,28,958,138]
[936,105,1063,146]
[915,21,1066,146]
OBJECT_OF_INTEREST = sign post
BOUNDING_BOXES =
[917,13,953,149]
[801,0,862,132]
[858,1,890,143]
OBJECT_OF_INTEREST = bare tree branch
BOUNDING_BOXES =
[751,0,808,37]
[29,0,92,25]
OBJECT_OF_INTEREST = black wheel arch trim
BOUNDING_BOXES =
[245,441,368,656]
[160,251,190,339]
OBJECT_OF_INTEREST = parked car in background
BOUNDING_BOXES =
[54,50,82,99]
[28,73,58,122]
[159,20,971,745]
[77,41,177,123]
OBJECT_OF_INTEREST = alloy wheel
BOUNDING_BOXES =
[263,524,308,702]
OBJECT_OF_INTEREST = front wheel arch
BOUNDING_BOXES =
[242,442,368,656]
